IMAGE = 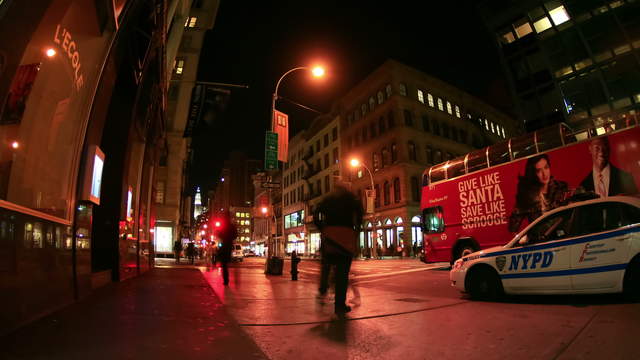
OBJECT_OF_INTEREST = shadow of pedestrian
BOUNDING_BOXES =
[309,317,350,344]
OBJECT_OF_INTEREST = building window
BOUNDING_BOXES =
[316,140,320,152]
[433,120,441,136]
[393,177,401,203]
[514,19,533,38]
[501,30,516,44]
[373,152,380,171]
[385,84,392,98]
[377,91,384,104]
[374,184,381,208]
[324,175,330,193]
[422,115,430,132]
[155,181,165,204]
[370,122,377,137]
[333,147,338,164]
[437,98,444,111]
[533,16,552,33]
[369,96,376,111]
[381,147,389,167]
[548,5,570,26]
[446,101,452,115]
[434,149,442,163]
[388,111,395,128]
[174,59,185,75]
[391,143,398,163]
[426,146,433,164]
[317,180,321,195]
[361,126,368,142]
[455,105,461,118]
[417,89,424,103]
[361,103,367,116]
[399,83,407,96]
[324,153,329,168]
[408,142,416,161]
[411,176,419,202]
[442,123,450,139]
[384,181,391,205]
[324,133,329,147]
[427,93,434,107]
[379,116,386,132]
[403,109,413,126]
[185,16,197,28]
[332,127,337,141]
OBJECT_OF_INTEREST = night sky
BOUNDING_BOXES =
[193,1,513,193]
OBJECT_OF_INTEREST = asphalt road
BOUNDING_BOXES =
[198,257,640,360]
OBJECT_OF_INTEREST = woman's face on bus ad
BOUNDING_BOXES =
[534,158,551,186]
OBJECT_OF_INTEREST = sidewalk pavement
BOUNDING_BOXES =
[0,267,267,360]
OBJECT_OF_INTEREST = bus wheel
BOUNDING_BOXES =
[623,257,640,301]
[468,267,503,301]
[453,243,477,263]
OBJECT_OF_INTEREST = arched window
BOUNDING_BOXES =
[391,143,398,163]
[446,101,452,114]
[385,84,392,98]
[381,147,389,167]
[369,96,376,111]
[395,217,403,224]
[393,177,401,203]
[383,181,391,205]
[387,111,395,128]
[403,109,413,126]
[370,122,377,138]
[377,91,384,104]
[399,83,407,96]
[408,141,417,161]
[366,222,372,228]
[411,215,423,246]
[374,184,380,208]
[427,93,434,107]
[379,116,386,132]
[373,152,380,171]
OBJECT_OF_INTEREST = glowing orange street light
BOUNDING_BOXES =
[45,48,56,57]
[261,206,268,215]
[11,141,19,149]
[350,157,378,258]
[311,66,325,78]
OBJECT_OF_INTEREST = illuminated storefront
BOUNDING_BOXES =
[0,0,165,335]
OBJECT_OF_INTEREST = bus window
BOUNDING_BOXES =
[487,140,510,166]
[422,173,429,187]
[536,125,564,152]
[446,156,465,179]
[466,148,488,174]
[510,133,536,159]
[430,164,446,183]
[423,206,444,233]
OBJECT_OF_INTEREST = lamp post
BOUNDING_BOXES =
[269,65,325,259]
[350,158,377,259]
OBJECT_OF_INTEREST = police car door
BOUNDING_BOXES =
[570,202,633,290]
[502,209,574,293]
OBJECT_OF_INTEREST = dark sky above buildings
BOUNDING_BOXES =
[193,1,513,192]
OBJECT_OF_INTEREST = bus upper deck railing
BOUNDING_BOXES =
[424,116,639,186]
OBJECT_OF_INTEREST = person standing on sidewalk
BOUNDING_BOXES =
[173,240,182,264]
[215,211,238,285]
[186,242,196,264]
[313,185,364,315]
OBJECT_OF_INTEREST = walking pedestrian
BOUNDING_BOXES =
[173,240,182,264]
[215,211,238,285]
[413,242,418,258]
[210,241,218,265]
[186,242,196,264]
[313,185,364,316]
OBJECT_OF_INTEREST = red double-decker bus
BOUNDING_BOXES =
[420,119,640,264]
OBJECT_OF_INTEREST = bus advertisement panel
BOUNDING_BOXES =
[421,125,640,264]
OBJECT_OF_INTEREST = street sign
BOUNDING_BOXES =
[264,131,278,170]
[261,182,281,189]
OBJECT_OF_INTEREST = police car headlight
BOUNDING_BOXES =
[453,259,464,270]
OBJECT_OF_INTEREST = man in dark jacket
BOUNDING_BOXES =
[313,185,364,315]
[215,211,238,285]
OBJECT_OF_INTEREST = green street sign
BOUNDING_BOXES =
[265,132,278,170]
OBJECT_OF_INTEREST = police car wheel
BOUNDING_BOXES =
[623,258,640,300]
[468,267,503,301]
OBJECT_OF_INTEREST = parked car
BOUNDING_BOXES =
[450,196,640,300]
[232,244,244,262]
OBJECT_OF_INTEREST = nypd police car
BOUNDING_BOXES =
[450,196,640,300]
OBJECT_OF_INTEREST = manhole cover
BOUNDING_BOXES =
[395,298,429,303]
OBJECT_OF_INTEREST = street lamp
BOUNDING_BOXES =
[269,65,325,259]
[350,158,377,259]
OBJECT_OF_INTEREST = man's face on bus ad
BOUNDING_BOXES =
[589,137,610,171]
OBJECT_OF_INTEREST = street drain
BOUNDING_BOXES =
[395,298,429,303]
